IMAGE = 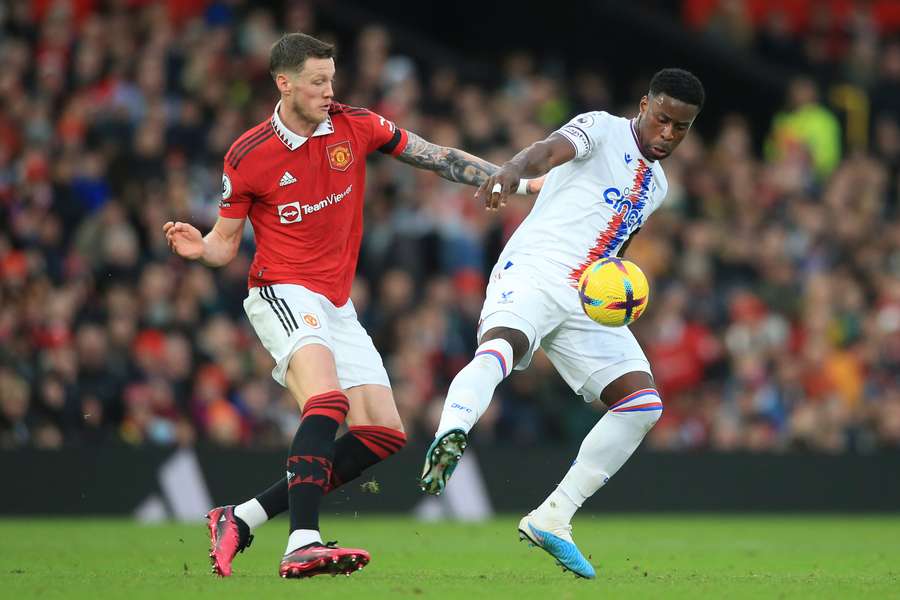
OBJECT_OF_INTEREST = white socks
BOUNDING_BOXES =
[236,498,318,555]
[234,498,269,531]
[286,529,322,555]
[234,499,322,555]
[534,388,663,525]
[436,338,514,436]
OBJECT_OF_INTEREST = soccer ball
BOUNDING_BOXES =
[577,258,650,327]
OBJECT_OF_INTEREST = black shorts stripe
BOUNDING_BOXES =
[265,286,300,330]
[377,128,403,154]
[265,285,301,331]
[231,130,274,169]
[260,286,292,335]
[278,298,299,330]
[226,124,270,166]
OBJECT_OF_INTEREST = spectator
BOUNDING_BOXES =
[766,77,842,180]
[0,2,897,453]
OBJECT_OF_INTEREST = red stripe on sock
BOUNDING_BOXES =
[352,434,404,458]
[302,391,350,423]
[351,425,407,446]
[286,455,333,490]
[350,426,407,460]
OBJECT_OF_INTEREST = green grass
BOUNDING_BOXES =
[1,515,899,599]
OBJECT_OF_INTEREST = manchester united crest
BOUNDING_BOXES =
[326,141,353,172]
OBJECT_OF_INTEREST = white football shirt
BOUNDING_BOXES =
[498,111,668,288]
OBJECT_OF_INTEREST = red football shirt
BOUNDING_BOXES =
[219,101,409,306]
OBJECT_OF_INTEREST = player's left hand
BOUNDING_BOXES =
[476,164,522,212]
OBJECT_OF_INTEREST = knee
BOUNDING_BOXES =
[479,326,529,365]
[645,398,663,429]
[640,393,663,433]
[608,387,664,431]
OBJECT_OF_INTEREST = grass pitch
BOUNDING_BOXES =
[1,515,898,599]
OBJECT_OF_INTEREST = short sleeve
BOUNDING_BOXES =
[360,109,409,156]
[219,162,253,219]
[555,111,609,160]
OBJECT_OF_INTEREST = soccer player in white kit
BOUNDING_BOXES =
[419,69,705,578]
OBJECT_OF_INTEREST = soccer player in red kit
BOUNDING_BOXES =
[164,33,540,579]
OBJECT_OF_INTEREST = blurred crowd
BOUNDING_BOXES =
[1,0,899,453]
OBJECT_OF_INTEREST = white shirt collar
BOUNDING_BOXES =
[270,100,334,151]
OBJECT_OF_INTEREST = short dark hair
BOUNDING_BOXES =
[269,33,335,78]
[649,68,705,110]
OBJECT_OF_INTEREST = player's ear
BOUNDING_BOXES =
[275,72,292,95]
[639,95,649,115]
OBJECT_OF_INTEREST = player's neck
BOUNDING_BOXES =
[630,117,655,163]
[278,101,320,138]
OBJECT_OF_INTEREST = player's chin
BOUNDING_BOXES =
[650,145,670,160]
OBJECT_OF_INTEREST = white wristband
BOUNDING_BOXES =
[515,179,530,195]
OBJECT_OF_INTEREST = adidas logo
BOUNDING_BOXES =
[279,171,297,187]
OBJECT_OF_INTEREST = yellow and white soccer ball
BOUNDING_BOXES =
[577,258,650,327]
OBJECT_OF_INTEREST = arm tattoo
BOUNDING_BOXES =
[395,132,498,186]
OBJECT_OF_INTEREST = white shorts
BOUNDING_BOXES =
[243,284,390,390]
[477,257,652,402]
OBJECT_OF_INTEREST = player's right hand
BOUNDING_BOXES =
[163,221,204,260]
[476,164,522,212]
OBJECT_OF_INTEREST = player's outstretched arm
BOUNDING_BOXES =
[163,216,245,267]
[394,131,500,187]
[476,133,575,210]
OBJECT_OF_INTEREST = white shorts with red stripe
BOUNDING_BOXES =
[243,284,390,389]
[477,256,652,402]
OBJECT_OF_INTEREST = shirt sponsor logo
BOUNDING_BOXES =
[302,313,320,328]
[603,187,645,230]
[278,201,302,224]
[327,140,354,171]
[300,184,352,216]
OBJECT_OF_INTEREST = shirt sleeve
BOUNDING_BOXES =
[219,162,253,219]
[555,111,608,160]
[360,109,409,156]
